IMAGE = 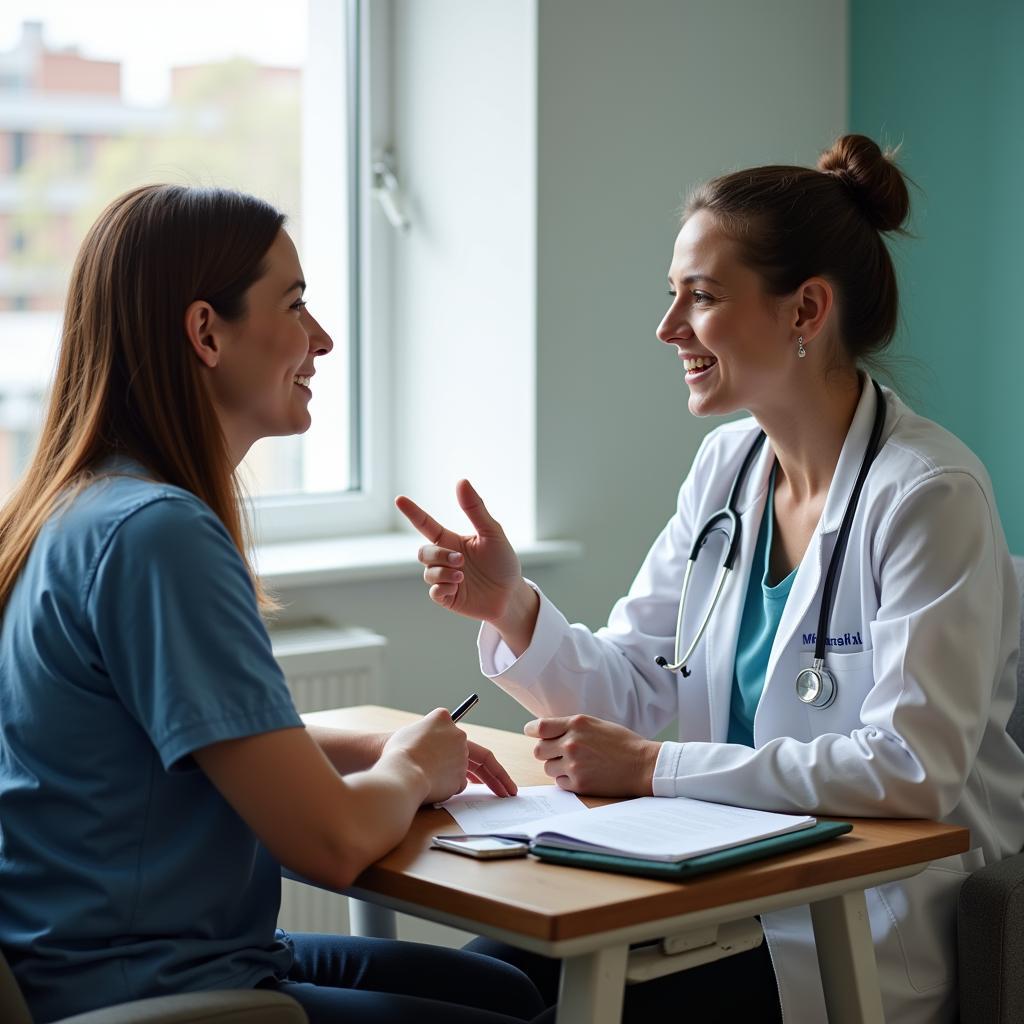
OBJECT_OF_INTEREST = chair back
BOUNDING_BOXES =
[1008,555,1024,752]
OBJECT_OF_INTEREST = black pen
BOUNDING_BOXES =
[451,692,479,723]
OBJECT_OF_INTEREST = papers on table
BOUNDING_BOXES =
[439,787,816,864]
[439,784,586,834]
[528,797,816,862]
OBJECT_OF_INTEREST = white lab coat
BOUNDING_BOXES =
[479,378,1024,1023]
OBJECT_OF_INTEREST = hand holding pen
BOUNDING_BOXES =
[381,693,516,803]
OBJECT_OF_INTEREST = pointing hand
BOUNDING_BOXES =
[395,480,524,625]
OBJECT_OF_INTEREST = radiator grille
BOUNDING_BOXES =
[270,623,387,934]
[271,623,388,713]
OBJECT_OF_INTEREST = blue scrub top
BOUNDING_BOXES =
[0,464,303,1022]
[727,467,796,747]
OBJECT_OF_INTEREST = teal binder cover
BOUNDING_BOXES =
[530,820,853,880]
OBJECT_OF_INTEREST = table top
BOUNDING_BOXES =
[305,706,969,942]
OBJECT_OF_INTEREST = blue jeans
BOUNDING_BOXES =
[256,932,546,1023]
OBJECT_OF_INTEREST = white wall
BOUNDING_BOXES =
[533,0,848,631]
[279,0,848,739]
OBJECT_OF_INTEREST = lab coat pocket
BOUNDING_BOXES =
[803,648,875,735]
[874,852,975,993]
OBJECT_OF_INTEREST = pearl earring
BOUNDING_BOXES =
[797,336,806,359]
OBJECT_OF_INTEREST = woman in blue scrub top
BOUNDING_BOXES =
[398,135,1024,1023]
[0,185,546,1023]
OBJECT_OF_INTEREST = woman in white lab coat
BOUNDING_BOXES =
[397,134,1024,1023]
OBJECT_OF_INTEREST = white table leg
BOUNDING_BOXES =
[809,889,884,1024]
[555,944,628,1024]
[348,898,397,939]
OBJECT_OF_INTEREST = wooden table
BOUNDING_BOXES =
[304,706,969,1024]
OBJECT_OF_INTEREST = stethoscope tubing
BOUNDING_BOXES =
[657,380,887,704]
[813,380,887,660]
[656,431,766,675]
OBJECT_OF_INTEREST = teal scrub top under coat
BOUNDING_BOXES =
[727,466,796,747]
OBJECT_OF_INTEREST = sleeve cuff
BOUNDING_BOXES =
[159,702,304,772]
[477,580,569,684]
[652,740,684,797]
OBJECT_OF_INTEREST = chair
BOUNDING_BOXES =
[957,554,1024,1024]
[0,949,306,1024]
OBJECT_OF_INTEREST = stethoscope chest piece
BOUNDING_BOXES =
[795,661,837,708]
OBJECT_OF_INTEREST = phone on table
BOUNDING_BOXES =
[431,834,530,859]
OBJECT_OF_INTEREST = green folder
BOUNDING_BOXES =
[530,820,853,881]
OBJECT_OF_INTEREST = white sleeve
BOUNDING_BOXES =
[476,435,715,738]
[652,470,1011,817]
[477,580,681,736]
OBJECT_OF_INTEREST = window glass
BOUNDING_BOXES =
[0,1,354,503]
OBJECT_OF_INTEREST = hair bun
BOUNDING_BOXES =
[817,134,910,232]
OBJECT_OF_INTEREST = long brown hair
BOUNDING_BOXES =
[0,184,285,614]
[685,134,911,365]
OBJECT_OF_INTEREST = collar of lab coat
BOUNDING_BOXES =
[705,375,892,725]
[760,374,891,695]
[818,374,889,534]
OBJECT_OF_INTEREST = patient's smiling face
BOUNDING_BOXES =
[197,230,334,462]
[655,210,803,420]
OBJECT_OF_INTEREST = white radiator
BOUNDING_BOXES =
[269,622,387,935]
[270,622,388,713]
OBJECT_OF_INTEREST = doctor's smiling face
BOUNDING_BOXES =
[656,210,829,420]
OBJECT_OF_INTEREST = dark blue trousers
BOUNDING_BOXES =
[256,932,546,1023]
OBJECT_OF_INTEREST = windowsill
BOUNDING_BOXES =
[255,533,583,590]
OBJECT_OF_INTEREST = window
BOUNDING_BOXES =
[0,1,391,541]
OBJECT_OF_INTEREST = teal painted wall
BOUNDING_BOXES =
[850,0,1024,553]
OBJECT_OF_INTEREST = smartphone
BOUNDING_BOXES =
[431,834,530,859]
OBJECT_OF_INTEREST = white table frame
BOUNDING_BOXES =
[344,860,928,1024]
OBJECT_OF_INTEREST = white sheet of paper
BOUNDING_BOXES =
[439,784,587,835]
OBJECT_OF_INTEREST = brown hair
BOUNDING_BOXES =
[0,184,285,614]
[684,134,910,364]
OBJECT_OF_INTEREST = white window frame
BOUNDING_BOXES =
[250,0,394,545]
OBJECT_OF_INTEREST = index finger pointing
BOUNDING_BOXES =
[395,495,456,547]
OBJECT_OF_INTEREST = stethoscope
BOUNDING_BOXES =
[655,379,887,708]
